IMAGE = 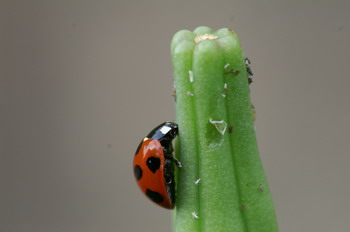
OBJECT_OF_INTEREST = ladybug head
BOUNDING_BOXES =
[147,122,178,143]
[163,121,178,138]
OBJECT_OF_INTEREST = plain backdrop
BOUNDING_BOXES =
[1,0,350,231]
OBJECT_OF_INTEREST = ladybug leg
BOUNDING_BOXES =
[163,147,182,168]
[164,155,182,168]
[163,145,182,168]
[169,156,182,168]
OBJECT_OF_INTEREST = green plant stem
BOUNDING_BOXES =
[171,26,278,232]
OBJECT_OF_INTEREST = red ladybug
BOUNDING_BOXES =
[133,122,181,209]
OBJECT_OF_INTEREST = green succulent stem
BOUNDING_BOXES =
[171,26,278,232]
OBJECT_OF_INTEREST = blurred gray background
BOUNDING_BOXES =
[1,0,349,231]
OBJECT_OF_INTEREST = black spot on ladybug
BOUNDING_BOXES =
[146,157,160,173]
[134,165,143,180]
[146,189,164,203]
[134,139,144,155]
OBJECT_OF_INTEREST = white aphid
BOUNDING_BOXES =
[189,70,194,83]
[209,118,227,135]
[191,211,199,219]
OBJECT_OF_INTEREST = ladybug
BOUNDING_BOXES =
[133,122,182,209]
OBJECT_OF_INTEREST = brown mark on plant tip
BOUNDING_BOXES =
[194,34,218,43]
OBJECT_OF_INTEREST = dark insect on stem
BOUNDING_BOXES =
[245,57,253,84]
